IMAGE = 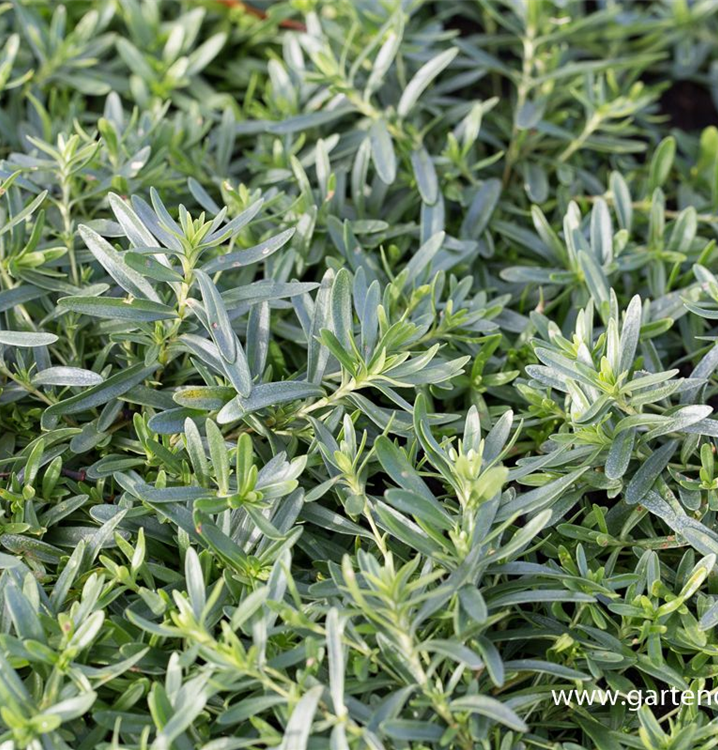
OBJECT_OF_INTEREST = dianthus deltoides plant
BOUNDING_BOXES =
[4,0,718,748]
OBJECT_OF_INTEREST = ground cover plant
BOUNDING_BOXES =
[3,0,718,748]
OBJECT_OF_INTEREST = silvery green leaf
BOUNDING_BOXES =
[195,269,237,363]
[217,381,323,423]
[590,197,613,264]
[173,386,235,411]
[410,146,438,205]
[59,296,177,321]
[610,171,633,232]
[404,231,444,285]
[497,468,589,521]
[108,192,156,247]
[49,540,85,612]
[699,598,718,630]
[369,119,396,185]
[217,694,285,727]
[186,31,227,75]
[0,285,45,312]
[459,586,487,625]
[667,207,697,254]
[5,576,44,642]
[132,193,183,252]
[125,252,184,282]
[682,418,718,437]
[619,295,642,374]
[681,344,718,404]
[460,179,501,239]
[483,410,514,464]
[188,177,221,214]
[201,228,294,273]
[42,363,157,427]
[533,347,598,389]
[496,509,552,561]
[223,280,318,309]
[644,405,712,440]
[375,435,435,500]
[397,47,458,117]
[180,333,225,373]
[206,418,229,494]
[523,162,548,202]
[503,659,588,680]
[204,199,264,246]
[151,675,212,750]
[625,369,679,392]
[489,589,594,607]
[463,405,481,454]
[221,335,254,399]
[267,105,355,135]
[475,635,503,686]
[184,417,208,485]
[530,205,566,262]
[422,640,483,669]
[450,695,527,732]
[375,501,446,556]
[247,301,270,379]
[578,250,610,309]
[326,608,346,717]
[525,364,569,391]
[281,685,323,750]
[0,190,48,237]
[68,611,105,651]
[384,488,454,530]
[79,224,161,302]
[185,546,206,619]
[382,720,444,742]
[330,268,353,352]
[32,367,103,387]
[625,440,677,505]
[148,407,203,435]
[648,135,675,191]
[365,29,401,94]
[605,427,635,480]
[44,691,97,721]
[0,330,57,347]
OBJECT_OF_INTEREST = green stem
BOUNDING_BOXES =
[296,380,358,418]
[558,112,601,163]
[502,26,536,186]
[59,175,79,287]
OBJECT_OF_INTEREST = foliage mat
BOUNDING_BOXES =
[1,1,718,749]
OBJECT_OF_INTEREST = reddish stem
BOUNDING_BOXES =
[215,0,306,31]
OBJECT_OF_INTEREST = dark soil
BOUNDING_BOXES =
[659,80,718,132]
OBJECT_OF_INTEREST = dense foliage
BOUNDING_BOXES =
[2,0,718,748]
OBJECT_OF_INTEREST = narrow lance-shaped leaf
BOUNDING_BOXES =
[369,119,396,185]
[42,362,157,426]
[33,367,104,387]
[0,330,57,347]
[590,198,613,264]
[217,381,324,423]
[625,440,677,505]
[331,268,354,353]
[201,228,295,273]
[0,190,48,237]
[59,296,177,322]
[195,269,237,363]
[411,146,439,205]
[326,608,346,718]
[79,225,161,302]
[397,47,458,117]
[109,192,157,247]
